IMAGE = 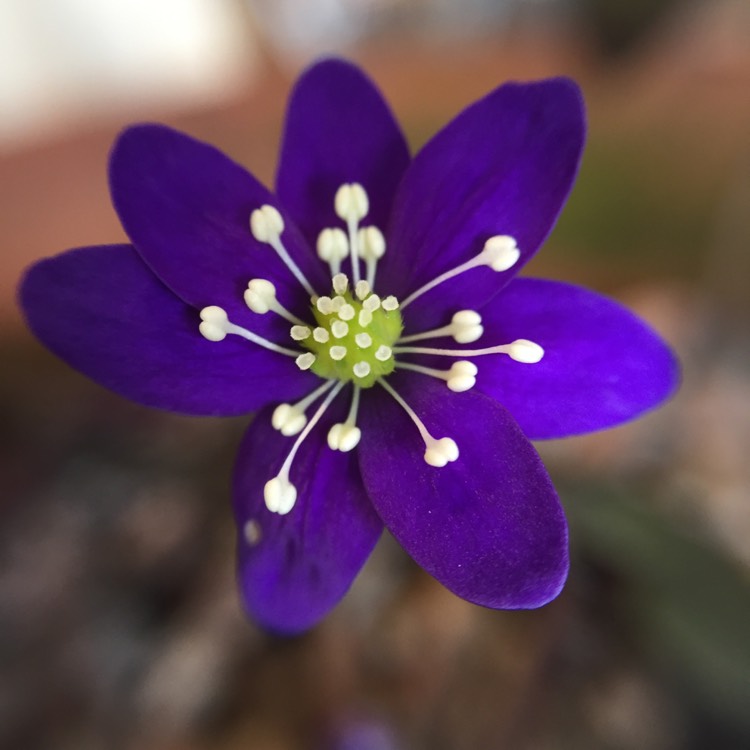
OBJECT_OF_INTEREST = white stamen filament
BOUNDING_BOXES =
[398,310,483,345]
[272,379,336,436]
[250,205,317,297]
[335,183,368,285]
[399,235,520,309]
[396,360,478,392]
[244,278,307,326]
[328,385,362,452]
[264,381,346,514]
[199,306,299,357]
[393,338,544,364]
[378,378,459,467]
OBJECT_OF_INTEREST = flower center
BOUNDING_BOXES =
[292,276,402,388]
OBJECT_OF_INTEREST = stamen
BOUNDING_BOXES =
[338,303,355,321]
[363,294,381,312]
[328,385,362,452]
[316,296,334,315]
[396,360,478,392]
[382,296,399,311]
[290,325,311,341]
[378,379,459,467]
[334,183,369,285]
[265,381,346,514]
[199,306,299,357]
[358,309,373,327]
[250,204,316,297]
[398,310,483,345]
[295,352,316,370]
[393,338,544,363]
[400,235,520,309]
[331,296,345,313]
[244,279,307,326]
[272,379,336,436]
[357,226,386,287]
[317,228,349,277]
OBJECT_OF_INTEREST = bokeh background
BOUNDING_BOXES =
[2,1,749,748]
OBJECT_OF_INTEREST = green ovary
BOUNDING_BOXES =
[305,291,403,388]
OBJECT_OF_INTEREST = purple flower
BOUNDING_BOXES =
[19,59,678,634]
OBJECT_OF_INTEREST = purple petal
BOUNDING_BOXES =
[359,374,568,609]
[276,59,410,250]
[234,397,382,634]
[20,245,317,415]
[472,278,680,439]
[380,78,585,332]
[109,124,327,333]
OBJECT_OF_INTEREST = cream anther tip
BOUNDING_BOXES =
[198,306,229,341]
[382,295,399,311]
[424,437,459,467]
[353,361,371,378]
[451,309,483,343]
[355,280,371,300]
[331,320,349,339]
[317,227,349,261]
[482,235,520,271]
[334,183,369,221]
[357,226,386,259]
[244,279,277,314]
[271,403,307,436]
[250,205,284,242]
[332,273,349,294]
[508,339,544,363]
[290,325,311,341]
[327,423,362,452]
[264,476,297,514]
[447,360,478,392]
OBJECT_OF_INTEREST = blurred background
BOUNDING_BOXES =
[2,0,749,748]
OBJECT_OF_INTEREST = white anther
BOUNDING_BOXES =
[331,295,345,313]
[355,280,371,300]
[290,325,311,341]
[355,333,372,349]
[507,339,545,363]
[357,226,386,260]
[332,273,349,295]
[331,320,349,339]
[334,183,369,222]
[327,423,362,452]
[451,310,484,343]
[316,296,334,315]
[243,278,277,314]
[481,235,520,271]
[375,345,392,361]
[330,345,347,361]
[382,296,399,311]
[358,309,373,327]
[272,403,307,436]
[317,228,349,273]
[363,294,381,312]
[338,303,355,321]
[446,361,478,392]
[313,327,330,343]
[264,476,297,515]
[250,205,284,242]
[424,437,459,468]
[295,352,316,370]
[353,361,371,378]
[198,306,229,341]
[243,519,262,546]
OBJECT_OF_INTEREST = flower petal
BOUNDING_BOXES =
[380,78,585,332]
[276,59,410,249]
[20,245,316,414]
[472,278,680,439]
[234,398,383,634]
[359,374,568,609]
[109,124,327,329]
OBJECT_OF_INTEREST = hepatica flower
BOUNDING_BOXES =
[20,59,677,633]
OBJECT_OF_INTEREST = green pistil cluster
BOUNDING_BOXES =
[304,289,402,388]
